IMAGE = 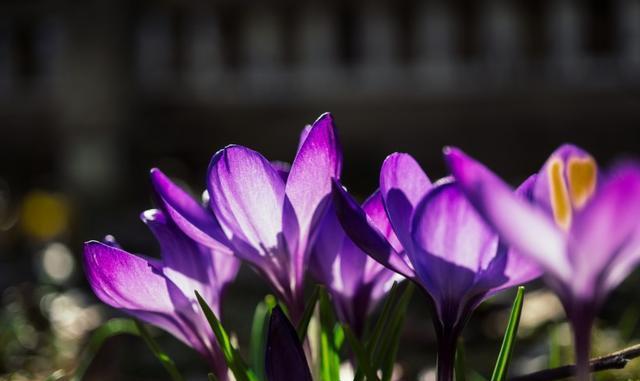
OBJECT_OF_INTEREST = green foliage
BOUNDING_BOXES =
[346,281,414,381]
[250,295,276,381]
[344,325,380,381]
[377,282,414,381]
[297,285,323,342]
[196,291,257,381]
[71,317,185,381]
[135,321,185,381]
[548,325,562,369]
[71,318,140,381]
[318,288,343,381]
[490,286,525,381]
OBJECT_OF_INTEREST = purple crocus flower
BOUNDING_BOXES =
[445,145,640,380]
[265,306,312,381]
[83,208,239,380]
[332,153,540,381]
[200,113,342,323]
[310,192,403,337]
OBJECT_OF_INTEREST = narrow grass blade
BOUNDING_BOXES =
[251,296,276,381]
[547,325,562,369]
[71,318,140,381]
[196,290,257,381]
[344,325,380,381]
[353,281,401,381]
[135,320,185,381]
[297,285,322,341]
[366,281,400,353]
[318,288,342,381]
[377,282,414,381]
[490,286,525,381]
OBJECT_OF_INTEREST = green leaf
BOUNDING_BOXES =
[297,285,322,341]
[376,282,414,381]
[547,325,562,369]
[71,318,140,381]
[344,325,380,381]
[366,282,400,353]
[135,321,185,381]
[208,373,220,381]
[195,290,257,381]
[490,286,525,381]
[250,295,275,381]
[318,288,342,381]
[455,337,467,381]
[353,281,401,381]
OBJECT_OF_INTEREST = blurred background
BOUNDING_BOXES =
[1,0,640,380]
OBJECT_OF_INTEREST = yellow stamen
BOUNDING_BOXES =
[549,158,571,230]
[567,156,597,209]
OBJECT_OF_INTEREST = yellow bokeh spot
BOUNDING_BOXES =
[567,156,597,209]
[20,191,70,240]
[548,159,571,230]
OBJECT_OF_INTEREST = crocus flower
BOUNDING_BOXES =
[83,208,239,380]
[445,145,640,380]
[201,113,342,323]
[310,192,402,337]
[332,153,540,381]
[265,306,312,381]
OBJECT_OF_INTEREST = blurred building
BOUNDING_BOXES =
[2,0,640,197]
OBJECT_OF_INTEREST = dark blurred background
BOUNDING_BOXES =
[1,0,640,380]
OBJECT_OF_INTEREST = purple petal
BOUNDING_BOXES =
[141,209,210,283]
[309,203,345,290]
[297,125,313,151]
[150,168,229,251]
[445,147,571,281]
[410,182,503,326]
[207,145,286,257]
[311,192,402,335]
[285,113,342,251]
[332,180,415,279]
[83,241,193,347]
[338,238,370,295]
[380,153,432,253]
[362,191,403,253]
[411,182,498,273]
[569,163,640,298]
[141,209,239,306]
[265,306,312,381]
[491,175,544,292]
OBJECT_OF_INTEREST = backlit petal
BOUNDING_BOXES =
[332,180,415,279]
[286,113,342,251]
[150,168,229,251]
[380,153,432,252]
[445,147,570,281]
[207,145,286,256]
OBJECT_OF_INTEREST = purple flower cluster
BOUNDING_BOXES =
[84,114,640,381]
